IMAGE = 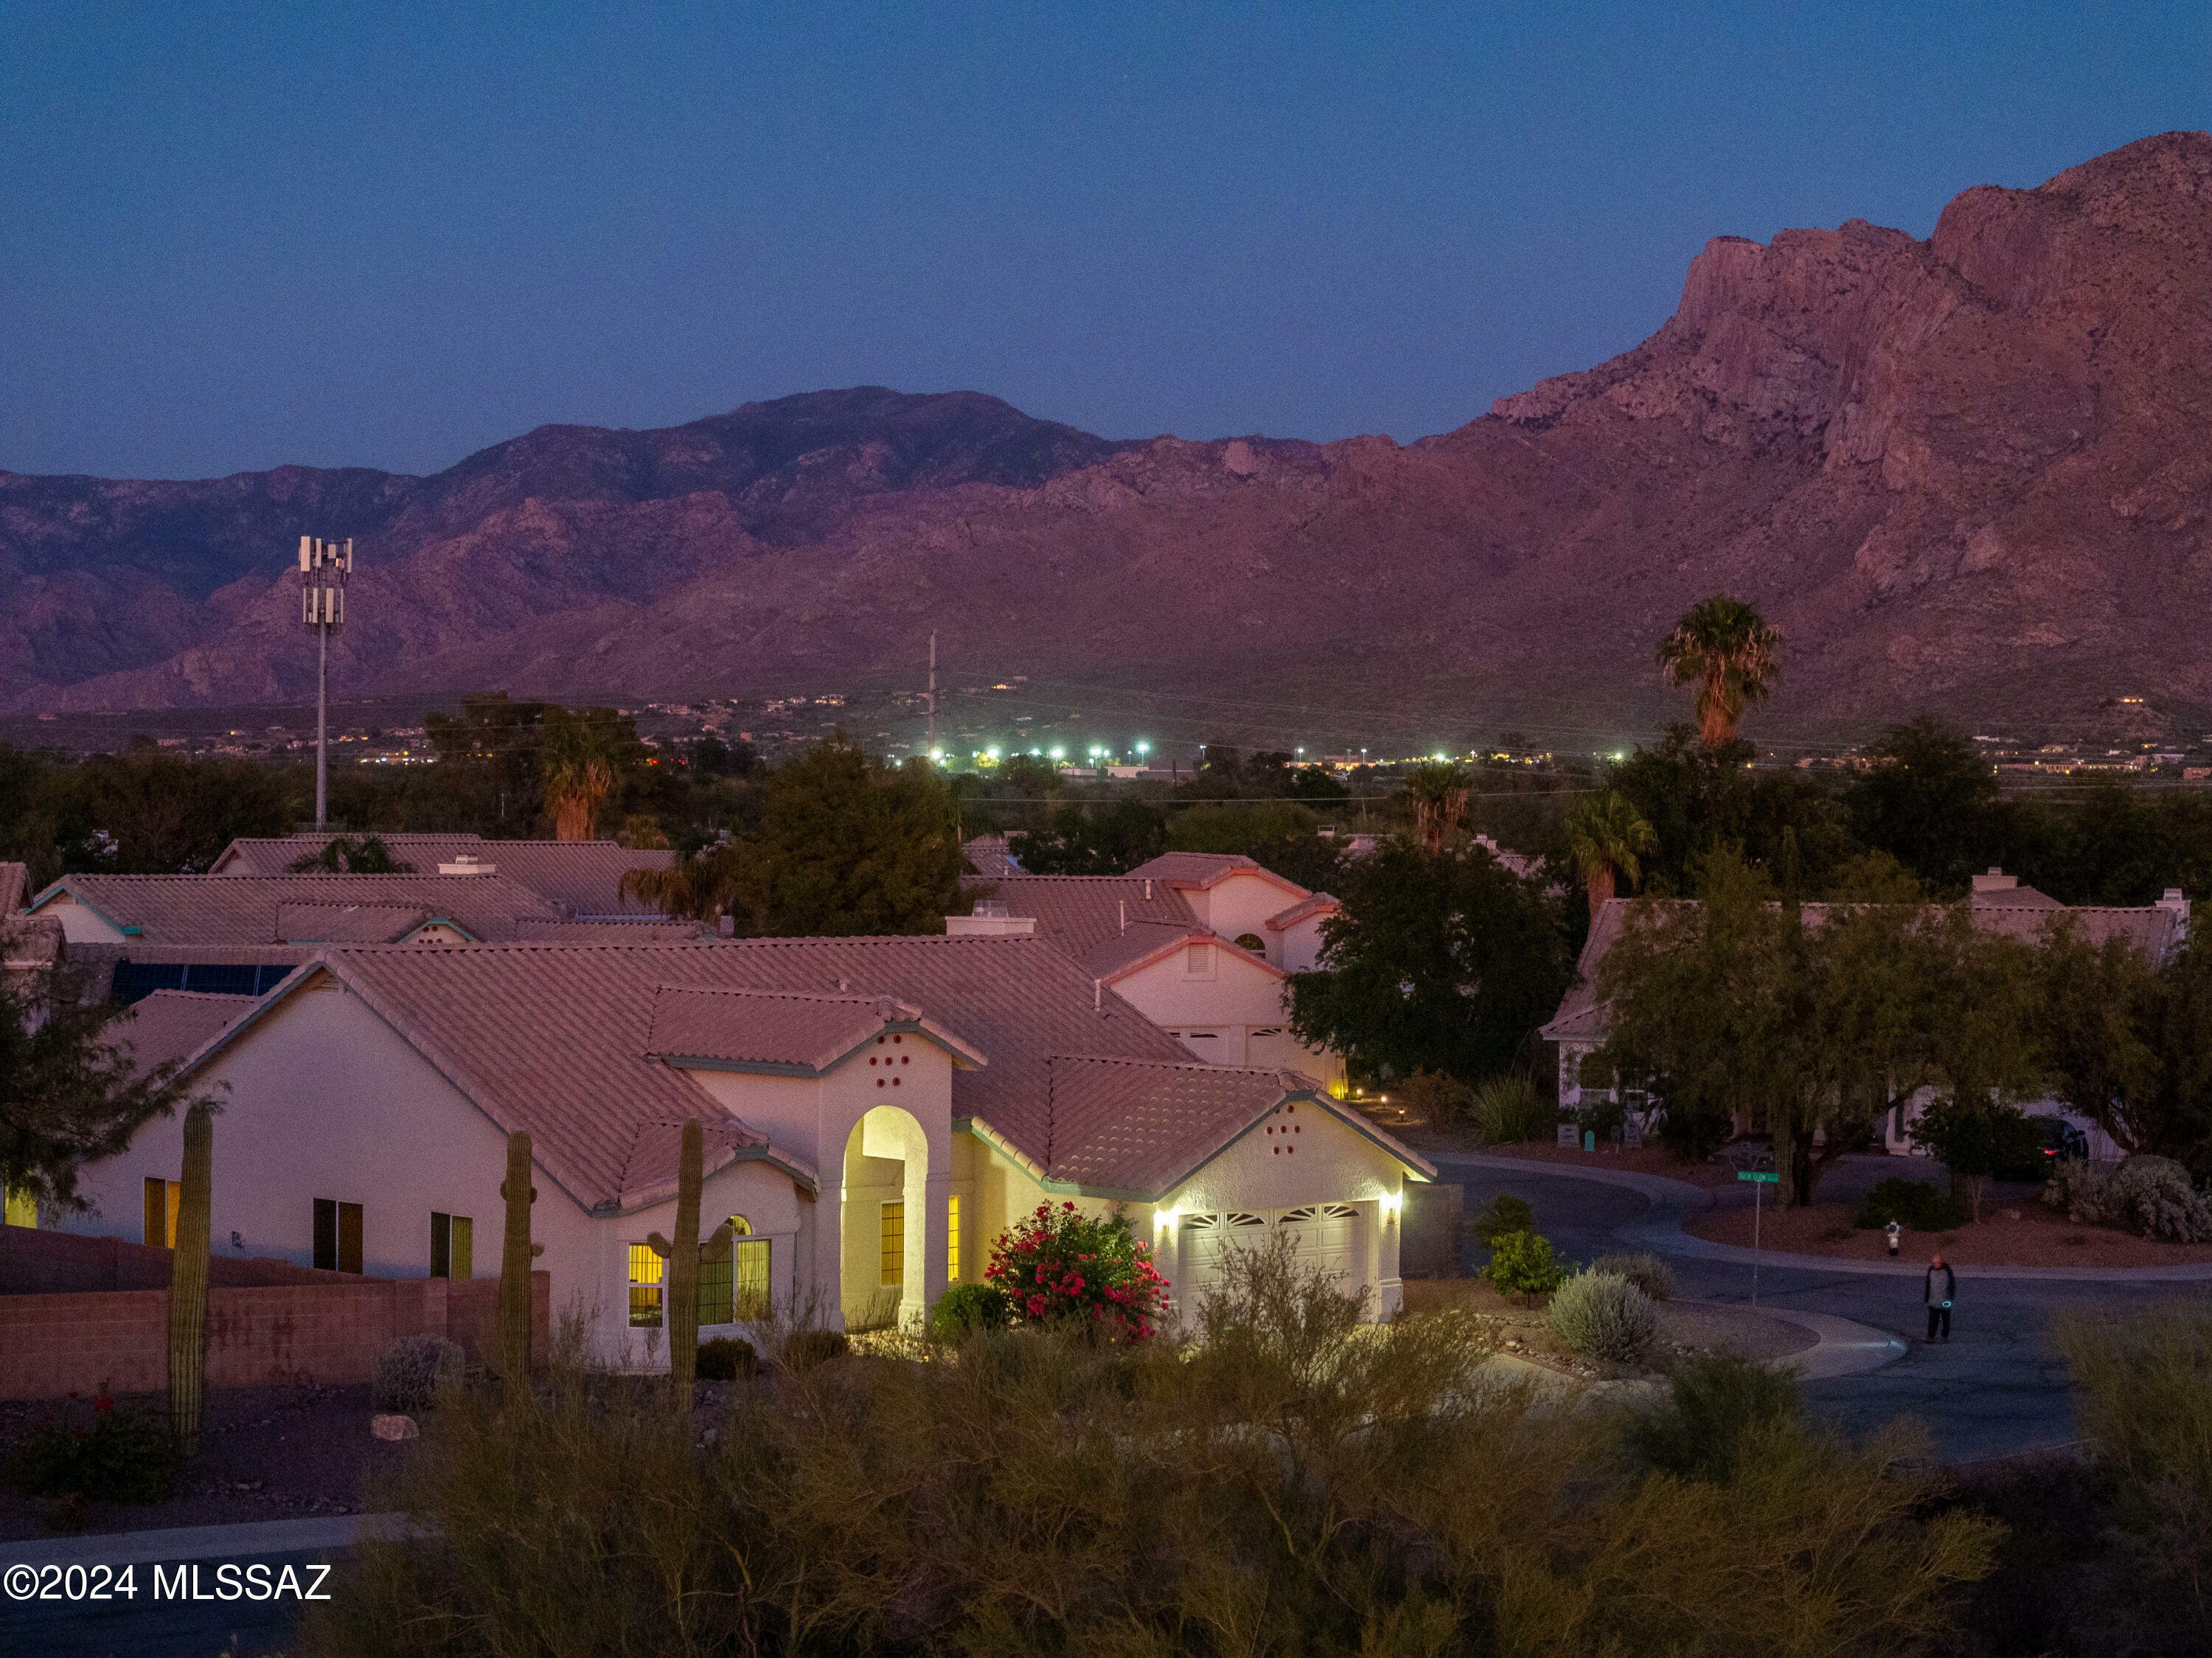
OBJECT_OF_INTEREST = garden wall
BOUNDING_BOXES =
[1,1224,337,1294]
[0,1229,549,1400]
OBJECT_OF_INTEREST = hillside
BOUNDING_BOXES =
[5,133,2208,744]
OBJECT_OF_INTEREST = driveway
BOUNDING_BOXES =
[1436,1156,2205,1464]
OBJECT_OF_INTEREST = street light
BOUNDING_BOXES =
[299,535,352,830]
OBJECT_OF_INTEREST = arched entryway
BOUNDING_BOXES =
[840,1103,932,1331]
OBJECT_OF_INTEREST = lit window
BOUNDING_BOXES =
[145,1178,178,1249]
[431,1213,473,1280]
[3,1186,35,1229]
[881,1201,905,1286]
[947,1195,961,1281]
[699,1216,772,1323]
[629,1242,664,1328]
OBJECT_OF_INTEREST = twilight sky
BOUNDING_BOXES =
[4,2,2206,480]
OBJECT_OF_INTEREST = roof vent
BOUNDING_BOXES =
[439,856,494,876]
[973,898,1009,918]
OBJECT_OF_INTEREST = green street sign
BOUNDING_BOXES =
[1737,1170,1780,1184]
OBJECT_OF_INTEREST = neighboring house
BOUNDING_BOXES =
[962,835,1021,878]
[58,935,1430,1359]
[952,852,1346,1082]
[209,833,680,918]
[1542,869,2192,1159]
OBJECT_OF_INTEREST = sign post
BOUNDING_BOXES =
[1738,1170,1779,1305]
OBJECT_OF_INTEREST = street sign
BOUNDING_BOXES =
[1737,1170,1780,1183]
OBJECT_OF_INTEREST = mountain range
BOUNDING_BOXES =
[5,131,2210,748]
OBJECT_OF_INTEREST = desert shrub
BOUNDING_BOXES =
[1627,1351,1802,1483]
[371,1334,465,1413]
[1587,1249,1674,1301]
[1851,1176,1967,1232]
[928,1280,1012,1343]
[302,1241,1997,1658]
[779,1329,849,1370]
[1548,1269,1658,1362]
[2045,1156,2212,1242]
[695,1337,757,1381]
[1466,1071,1551,1144]
[1480,1228,1567,1301]
[2053,1305,2212,1624]
[1467,1191,1536,1246]
[15,1393,183,1504]
[983,1201,1170,1340]
[1389,1068,1471,1125]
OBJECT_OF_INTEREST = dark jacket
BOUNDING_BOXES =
[1924,1264,1955,1306]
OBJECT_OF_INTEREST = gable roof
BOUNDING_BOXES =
[1264,892,1339,932]
[961,875,1201,960]
[962,834,1021,878]
[1125,852,1310,899]
[30,873,569,946]
[116,990,256,1071]
[1081,923,1284,984]
[170,936,1425,1212]
[644,985,987,1074]
[209,835,678,916]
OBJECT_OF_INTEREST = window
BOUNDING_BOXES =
[145,1178,179,1249]
[628,1242,664,1328]
[881,1201,905,1286]
[947,1195,961,1280]
[430,1213,473,1280]
[4,1186,35,1229]
[313,1199,363,1274]
[699,1215,771,1324]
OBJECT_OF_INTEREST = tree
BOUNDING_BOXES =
[734,735,965,936]
[1910,1094,2039,1224]
[540,710,624,842]
[1843,718,2011,893]
[286,834,413,874]
[1287,766,1349,802]
[1008,797,1166,875]
[1565,791,1658,918]
[1657,595,1781,748]
[1287,839,1570,1083]
[0,965,218,1213]
[1166,802,1344,893]
[2044,925,2212,1178]
[1610,726,1854,898]
[1401,763,1470,853]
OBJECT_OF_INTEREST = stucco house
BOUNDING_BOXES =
[952,852,1346,1082]
[209,833,680,918]
[1543,870,2192,1159]
[52,934,1430,1364]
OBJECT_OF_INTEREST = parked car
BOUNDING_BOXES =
[2035,1117,2090,1162]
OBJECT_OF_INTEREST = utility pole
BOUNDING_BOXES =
[299,536,352,830]
[926,631,937,760]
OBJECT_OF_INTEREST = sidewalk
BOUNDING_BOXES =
[4,1511,403,1570]
[1433,1152,2212,1283]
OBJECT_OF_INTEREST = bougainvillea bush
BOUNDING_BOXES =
[983,1201,1172,1340]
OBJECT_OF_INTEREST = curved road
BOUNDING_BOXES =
[1436,1156,2210,1463]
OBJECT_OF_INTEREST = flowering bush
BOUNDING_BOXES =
[14,1389,182,1504]
[983,1201,1172,1341]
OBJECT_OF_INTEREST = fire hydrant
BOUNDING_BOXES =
[1885,1221,1902,1258]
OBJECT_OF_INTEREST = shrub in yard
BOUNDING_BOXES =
[2045,1156,2212,1242]
[1467,1192,1536,1246]
[695,1338,757,1381]
[983,1201,1170,1341]
[1465,1071,1551,1144]
[1851,1176,1966,1233]
[779,1329,849,1371]
[1479,1228,1567,1302]
[371,1334,465,1413]
[1587,1250,1674,1301]
[2053,1305,2212,1625]
[1627,1351,1802,1483]
[15,1392,184,1505]
[1547,1269,1658,1362]
[928,1281,1012,1343]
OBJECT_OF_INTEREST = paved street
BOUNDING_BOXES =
[1441,1159,2208,1463]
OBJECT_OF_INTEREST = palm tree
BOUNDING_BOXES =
[544,755,613,841]
[621,842,748,925]
[1402,762,1470,853]
[1565,791,1658,918]
[1657,595,1781,747]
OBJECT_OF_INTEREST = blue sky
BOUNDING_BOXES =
[4,2,2205,479]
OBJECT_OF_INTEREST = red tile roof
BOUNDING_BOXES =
[32,873,569,946]
[961,875,1200,960]
[644,985,987,1073]
[209,835,678,915]
[1125,852,1308,898]
[117,990,256,1071]
[273,901,439,943]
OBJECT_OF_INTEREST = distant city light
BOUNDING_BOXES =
[1049,746,1065,760]
[1135,740,1150,756]
[985,746,1001,760]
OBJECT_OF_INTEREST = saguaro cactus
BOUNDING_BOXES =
[498,1131,537,1406]
[647,1121,731,1415]
[167,1102,214,1455]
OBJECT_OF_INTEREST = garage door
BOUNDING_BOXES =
[1277,1203,1362,1302]
[1176,1210,1270,1311]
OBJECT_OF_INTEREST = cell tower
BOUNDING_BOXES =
[299,535,352,830]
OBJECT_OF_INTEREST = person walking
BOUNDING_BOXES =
[1924,1252,1955,1342]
